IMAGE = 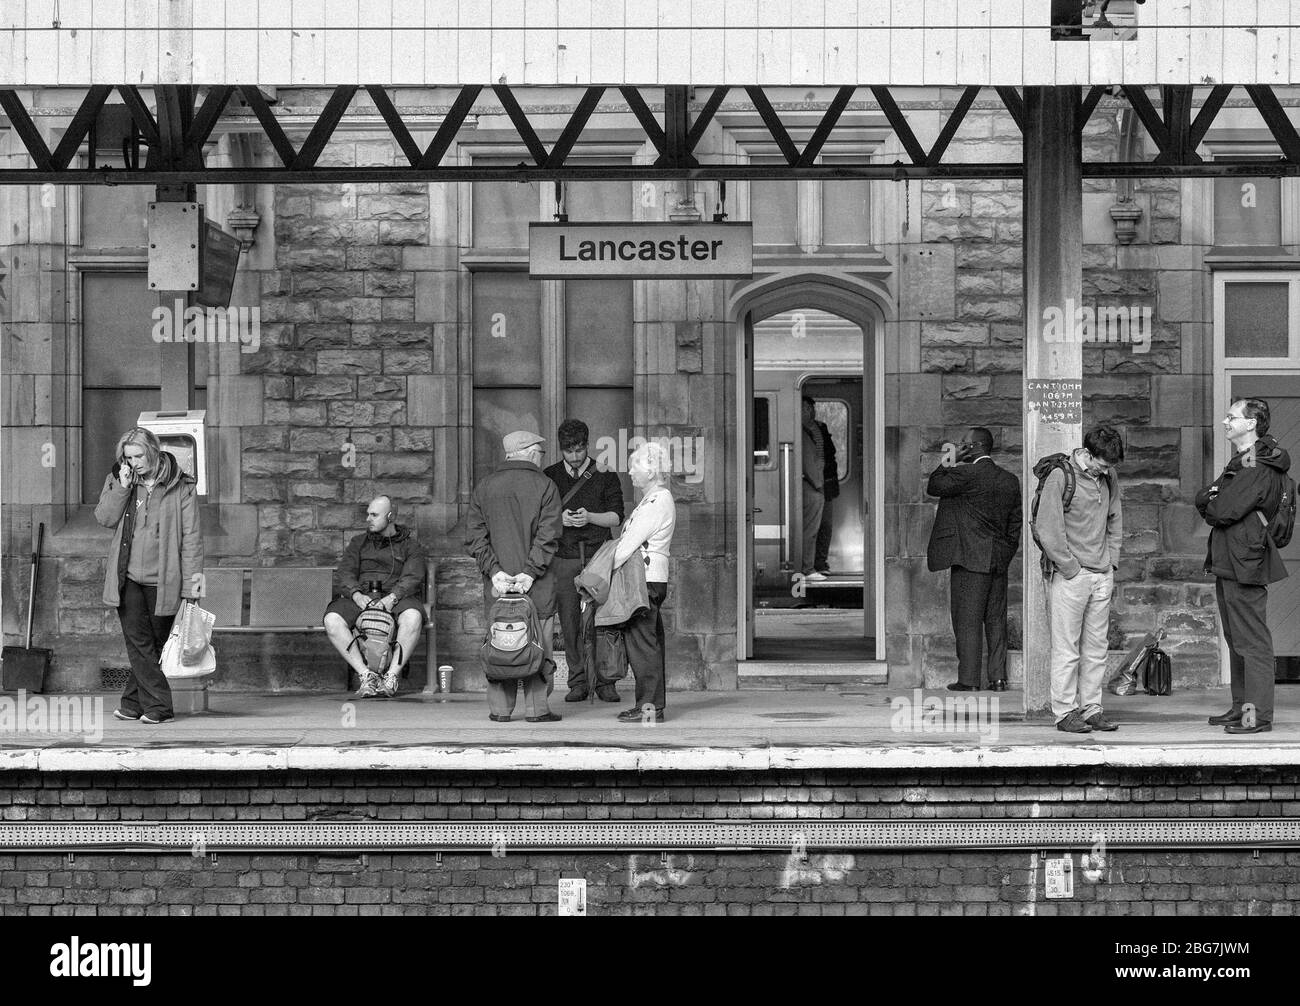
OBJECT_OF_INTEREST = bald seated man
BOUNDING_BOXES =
[323,495,428,698]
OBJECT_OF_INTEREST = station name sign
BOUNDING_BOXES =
[529,222,753,279]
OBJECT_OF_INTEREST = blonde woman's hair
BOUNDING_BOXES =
[115,427,183,493]
[631,441,673,479]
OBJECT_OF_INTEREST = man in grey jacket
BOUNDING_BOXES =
[1034,426,1125,734]
[465,431,565,723]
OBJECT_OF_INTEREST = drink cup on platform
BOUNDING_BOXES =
[437,664,453,701]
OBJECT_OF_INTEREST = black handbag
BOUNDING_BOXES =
[1143,645,1172,696]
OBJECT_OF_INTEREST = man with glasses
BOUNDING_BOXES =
[926,428,1022,692]
[465,430,564,722]
[1196,398,1293,735]
[1034,426,1125,734]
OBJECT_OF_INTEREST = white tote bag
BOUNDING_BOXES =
[161,600,217,680]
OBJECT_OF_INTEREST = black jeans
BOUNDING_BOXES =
[625,581,668,711]
[117,579,175,719]
[814,497,835,572]
[949,565,1008,687]
[551,554,588,690]
[1216,578,1274,724]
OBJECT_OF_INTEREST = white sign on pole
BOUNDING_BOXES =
[558,878,587,916]
[529,222,754,279]
[1044,855,1074,899]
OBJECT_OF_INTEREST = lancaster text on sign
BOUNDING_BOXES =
[529,222,754,279]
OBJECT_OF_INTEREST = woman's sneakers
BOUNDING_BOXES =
[115,708,172,723]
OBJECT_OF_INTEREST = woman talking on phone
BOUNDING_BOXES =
[95,427,204,724]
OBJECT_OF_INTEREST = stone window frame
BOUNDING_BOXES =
[455,136,647,459]
[1212,269,1300,371]
[1185,133,1300,252]
[713,109,889,260]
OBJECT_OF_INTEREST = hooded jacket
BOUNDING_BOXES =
[336,523,427,599]
[95,454,203,617]
[1195,435,1292,585]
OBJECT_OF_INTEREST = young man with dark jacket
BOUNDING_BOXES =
[323,495,427,698]
[544,419,625,703]
[1195,398,1293,735]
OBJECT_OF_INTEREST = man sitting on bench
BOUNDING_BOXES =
[323,495,427,697]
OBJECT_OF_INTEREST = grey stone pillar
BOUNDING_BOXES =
[1022,86,1084,718]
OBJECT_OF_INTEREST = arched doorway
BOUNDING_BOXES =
[730,274,890,676]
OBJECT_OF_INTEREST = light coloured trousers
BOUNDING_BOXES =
[801,485,824,575]
[1048,569,1114,722]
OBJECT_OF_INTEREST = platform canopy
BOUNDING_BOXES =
[2,1,1299,89]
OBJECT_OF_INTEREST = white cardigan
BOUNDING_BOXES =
[613,486,676,583]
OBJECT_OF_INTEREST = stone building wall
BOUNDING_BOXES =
[0,91,1246,692]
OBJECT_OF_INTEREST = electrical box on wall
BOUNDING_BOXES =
[147,202,202,291]
[136,409,208,496]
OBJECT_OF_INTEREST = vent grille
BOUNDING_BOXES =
[99,667,130,690]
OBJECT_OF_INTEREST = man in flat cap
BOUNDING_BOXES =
[465,431,564,722]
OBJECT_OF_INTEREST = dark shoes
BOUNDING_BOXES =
[526,712,563,723]
[1085,712,1119,732]
[617,707,664,723]
[113,708,141,721]
[595,684,621,703]
[488,713,512,722]
[1225,722,1272,735]
[1208,709,1242,726]
[988,680,1008,692]
[947,683,977,692]
[564,688,589,703]
[1056,709,1093,734]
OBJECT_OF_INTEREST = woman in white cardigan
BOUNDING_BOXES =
[614,442,677,723]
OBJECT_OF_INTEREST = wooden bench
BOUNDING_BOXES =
[203,560,438,691]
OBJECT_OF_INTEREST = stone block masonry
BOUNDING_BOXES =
[2,768,1297,916]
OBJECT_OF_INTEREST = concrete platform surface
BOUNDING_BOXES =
[3,685,1300,772]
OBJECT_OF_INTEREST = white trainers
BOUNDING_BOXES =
[356,671,380,698]
[381,670,400,697]
[804,570,828,582]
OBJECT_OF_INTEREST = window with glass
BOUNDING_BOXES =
[468,157,636,484]
[80,272,208,502]
[747,151,873,250]
[1215,272,1300,366]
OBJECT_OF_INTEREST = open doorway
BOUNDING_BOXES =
[737,300,884,675]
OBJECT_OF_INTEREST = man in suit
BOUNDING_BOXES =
[926,428,1022,692]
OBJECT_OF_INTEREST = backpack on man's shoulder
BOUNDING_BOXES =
[1265,475,1297,549]
[480,592,546,682]
[1028,453,1077,578]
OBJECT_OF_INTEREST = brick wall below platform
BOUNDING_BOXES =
[2,767,1298,916]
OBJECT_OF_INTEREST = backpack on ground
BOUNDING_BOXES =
[480,592,546,682]
[354,603,398,674]
[1029,453,1077,578]
[1264,475,1297,549]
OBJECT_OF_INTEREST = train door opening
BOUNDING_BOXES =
[738,304,883,670]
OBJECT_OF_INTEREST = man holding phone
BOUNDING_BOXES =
[926,427,1022,693]
[544,419,625,702]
